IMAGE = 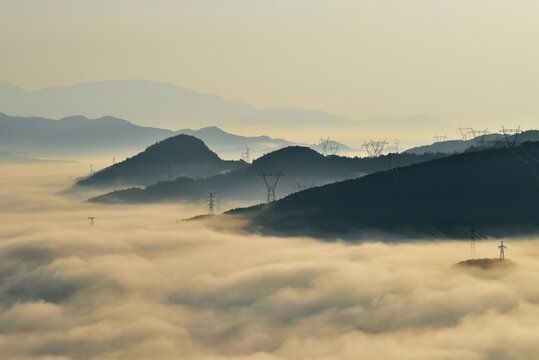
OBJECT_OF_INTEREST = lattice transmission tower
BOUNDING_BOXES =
[362,140,388,157]
[258,171,284,203]
[498,240,507,260]
[241,148,251,163]
[393,139,400,153]
[500,126,521,147]
[319,137,330,156]
[469,226,479,259]
[469,128,490,146]
[458,127,473,141]
[433,134,448,142]
[207,192,221,215]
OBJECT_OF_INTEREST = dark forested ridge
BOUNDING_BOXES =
[224,141,539,239]
[76,134,247,189]
[89,146,445,204]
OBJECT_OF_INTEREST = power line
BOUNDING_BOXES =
[294,183,315,191]
[387,154,445,238]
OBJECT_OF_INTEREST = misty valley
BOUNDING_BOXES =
[1,111,539,359]
[4,2,539,357]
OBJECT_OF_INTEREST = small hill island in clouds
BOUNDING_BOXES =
[74,134,247,189]
[2,1,539,359]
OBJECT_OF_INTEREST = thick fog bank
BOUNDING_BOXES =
[1,163,539,359]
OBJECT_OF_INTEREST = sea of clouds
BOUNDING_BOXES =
[1,162,539,359]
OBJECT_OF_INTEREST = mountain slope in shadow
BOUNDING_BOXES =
[75,134,247,189]
[89,146,444,205]
[223,141,539,240]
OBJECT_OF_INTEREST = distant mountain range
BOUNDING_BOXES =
[0,80,453,146]
[176,126,356,159]
[221,141,539,239]
[405,130,539,155]
[0,80,354,130]
[89,146,443,205]
[73,134,247,189]
[0,112,172,156]
[1,112,346,158]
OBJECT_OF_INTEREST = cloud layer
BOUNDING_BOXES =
[1,163,539,359]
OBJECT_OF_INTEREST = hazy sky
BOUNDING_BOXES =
[1,0,539,127]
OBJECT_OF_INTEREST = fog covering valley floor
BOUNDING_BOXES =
[2,162,539,359]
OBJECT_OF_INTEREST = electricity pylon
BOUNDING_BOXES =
[469,128,490,146]
[500,126,521,147]
[319,137,330,156]
[258,171,284,203]
[362,140,388,157]
[207,192,221,215]
[458,127,473,141]
[394,139,400,153]
[498,240,507,260]
[241,148,251,163]
[469,226,479,259]
[433,135,448,142]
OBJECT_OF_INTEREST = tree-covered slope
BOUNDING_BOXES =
[89,146,444,204]
[225,142,539,239]
[76,134,247,189]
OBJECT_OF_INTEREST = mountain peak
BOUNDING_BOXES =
[140,134,219,163]
[252,146,324,169]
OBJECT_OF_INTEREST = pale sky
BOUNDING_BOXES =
[1,0,538,128]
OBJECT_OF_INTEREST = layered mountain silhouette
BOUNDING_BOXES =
[75,134,247,189]
[89,146,442,204]
[1,112,329,158]
[176,126,356,159]
[176,126,295,159]
[405,130,539,155]
[0,81,451,142]
[223,141,539,239]
[0,80,353,130]
[0,112,172,156]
